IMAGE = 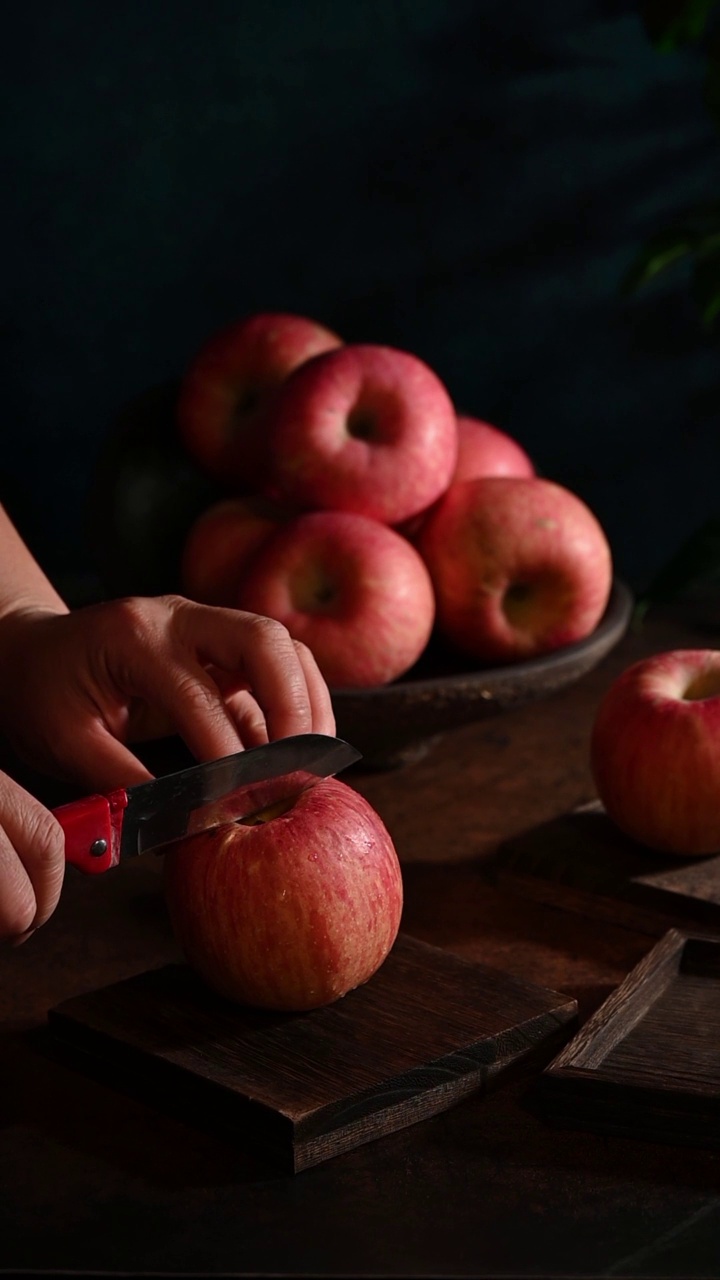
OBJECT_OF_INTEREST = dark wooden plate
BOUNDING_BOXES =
[537,928,720,1148]
[46,933,577,1173]
[333,579,633,768]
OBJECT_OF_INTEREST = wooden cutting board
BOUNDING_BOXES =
[537,928,720,1149]
[494,801,720,937]
[47,933,577,1173]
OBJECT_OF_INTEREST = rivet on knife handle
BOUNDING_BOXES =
[53,789,129,874]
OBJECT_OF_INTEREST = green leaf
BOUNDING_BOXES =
[641,0,719,50]
[636,519,720,621]
[621,217,720,295]
[621,229,699,294]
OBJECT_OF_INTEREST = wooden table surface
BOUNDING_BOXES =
[3,603,720,1278]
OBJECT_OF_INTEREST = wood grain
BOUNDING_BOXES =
[538,929,720,1148]
[47,932,577,1172]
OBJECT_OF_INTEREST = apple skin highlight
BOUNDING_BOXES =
[453,415,535,483]
[591,649,720,856]
[178,311,342,487]
[418,475,612,664]
[236,509,436,688]
[180,496,288,606]
[163,777,403,1012]
[263,344,458,526]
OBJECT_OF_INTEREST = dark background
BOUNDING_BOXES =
[2,0,718,599]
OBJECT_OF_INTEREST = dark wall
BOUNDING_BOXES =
[2,0,718,595]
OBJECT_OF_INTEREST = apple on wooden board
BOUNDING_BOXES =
[591,649,720,856]
[262,344,458,526]
[236,509,436,687]
[177,311,342,488]
[163,777,404,1011]
[454,415,535,483]
[180,495,291,606]
[417,475,613,663]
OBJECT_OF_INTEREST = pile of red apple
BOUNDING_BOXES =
[177,311,614,687]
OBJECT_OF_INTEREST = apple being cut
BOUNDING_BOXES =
[163,776,403,1011]
[454,415,535,483]
[263,344,458,526]
[418,475,612,663]
[236,509,435,687]
[180,495,289,606]
[177,311,342,488]
[591,648,720,856]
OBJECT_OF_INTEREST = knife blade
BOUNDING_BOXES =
[52,733,362,876]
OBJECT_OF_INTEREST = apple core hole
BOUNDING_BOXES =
[502,582,534,624]
[347,409,377,442]
[236,386,262,418]
[292,563,339,613]
[683,670,720,701]
[239,795,297,825]
[313,581,337,606]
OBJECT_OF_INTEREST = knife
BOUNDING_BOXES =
[51,733,362,876]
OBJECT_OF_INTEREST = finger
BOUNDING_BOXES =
[224,689,271,749]
[211,644,334,741]
[293,640,336,737]
[0,781,65,934]
[139,654,249,761]
[0,828,36,940]
[169,603,316,745]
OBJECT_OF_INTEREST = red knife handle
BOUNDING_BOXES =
[53,788,129,874]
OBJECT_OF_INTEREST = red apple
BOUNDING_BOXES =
[177,311,342,487]
[236,510,436,687]
[454,415,535,482]
[163,777,404,1011]
[591,649,720,855]
[396,416,536,543]
[417,476,612,663]
[180,495,290,606]
[262,344,458,525]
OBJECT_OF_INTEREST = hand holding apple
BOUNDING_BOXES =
[163,777,403,1011]
[418,475,612,663]
[591,648,720,855]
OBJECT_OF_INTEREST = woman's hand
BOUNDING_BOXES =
[0,770,64,942]
[0,594,336,792]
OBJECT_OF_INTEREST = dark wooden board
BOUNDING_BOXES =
[47,932,577,1173]
[493,801,720,937]
[536,928,720,1149]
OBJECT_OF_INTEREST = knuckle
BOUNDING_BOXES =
[246,614,293,649]
[174,669,223,719]
[291,638,314,663]
[27,808,65,869]
[157,593,186,613]
[111,595,155,640]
